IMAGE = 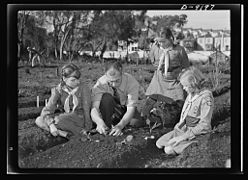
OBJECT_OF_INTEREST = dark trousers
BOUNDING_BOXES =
[99,93,126,128]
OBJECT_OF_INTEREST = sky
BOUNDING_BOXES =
[146,10,230,30]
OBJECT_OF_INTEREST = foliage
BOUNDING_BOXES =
[146,119,161,134]
[152,14,188,35]
[17,10,188,63]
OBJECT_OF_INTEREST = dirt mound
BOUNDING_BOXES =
[19,127,170,168]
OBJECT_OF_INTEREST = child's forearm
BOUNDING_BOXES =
[91,107,105,126]
[116,106,135,129]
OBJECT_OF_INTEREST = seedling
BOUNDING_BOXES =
[146,119,161,134]
[80,129,99,142]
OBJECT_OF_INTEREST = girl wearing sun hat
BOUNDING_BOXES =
[156,66,214,155]
[35,63,92,138]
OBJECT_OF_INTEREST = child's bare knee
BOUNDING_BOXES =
[35,116,49,131]
[35,116,43,127]
[156,139,163,149]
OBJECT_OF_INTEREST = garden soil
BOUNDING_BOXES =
[17,61,231,169]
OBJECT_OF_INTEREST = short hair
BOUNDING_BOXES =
[104,60,123,73]
[61,63,81,79]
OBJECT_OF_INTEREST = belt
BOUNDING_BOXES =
[178,116,200,129]
[167,66,181,72]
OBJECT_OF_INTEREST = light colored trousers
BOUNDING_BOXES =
[156,129,197,154]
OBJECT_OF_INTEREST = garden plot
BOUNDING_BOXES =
[17,62,231,168]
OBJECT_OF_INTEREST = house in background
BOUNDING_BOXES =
[214,32,231,51]
[117,39,139,53]
[209,29,221,38]
[197,32,214,51]
[181,28,231,51]
[223,34,231,51]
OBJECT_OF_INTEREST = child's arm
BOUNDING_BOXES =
[40,87,60,118]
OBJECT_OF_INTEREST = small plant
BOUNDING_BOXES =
[146,119,161,134]
[210,49,222,91]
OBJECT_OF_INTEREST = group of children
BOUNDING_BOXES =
[35,28,214,156]
[35,61,214,156]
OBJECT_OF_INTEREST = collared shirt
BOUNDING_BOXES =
[91,73,143,107]
[40,83,91,117]
[176,89,214,140]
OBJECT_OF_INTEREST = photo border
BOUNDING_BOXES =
[6,3,243,175]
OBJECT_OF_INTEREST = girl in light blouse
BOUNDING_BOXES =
[35,63,92,138]
[156,66,214,155]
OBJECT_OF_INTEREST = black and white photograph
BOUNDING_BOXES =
[6,4,243,174]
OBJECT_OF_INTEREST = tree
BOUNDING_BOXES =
[18,11,49,63]
[103,10,136,62]
[80,10,136,62]
[63,11,89,61]
[17,11,32,61]
[151,14,188,35]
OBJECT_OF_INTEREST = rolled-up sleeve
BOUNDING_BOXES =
[182,94,214,140]
[40,87,60,117]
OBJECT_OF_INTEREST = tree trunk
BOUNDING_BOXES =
[60,28,71,61]
[17,43,21,61]
[126,40,129,64]
[100,41,107,60]
[69,51,74,62]
[54,47,58,59]
[59,43,63,61]
[92,51,96,57]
